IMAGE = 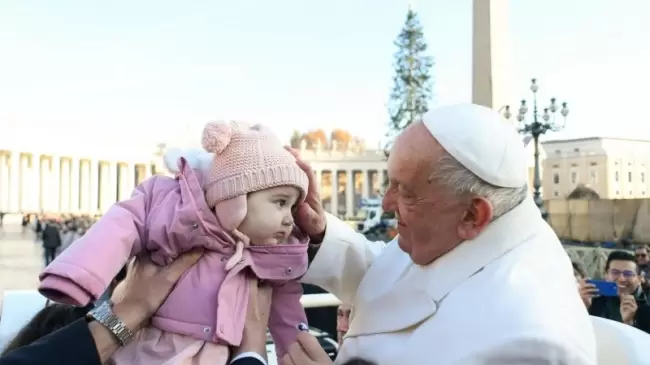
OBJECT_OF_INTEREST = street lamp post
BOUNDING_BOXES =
[502,78,569,220]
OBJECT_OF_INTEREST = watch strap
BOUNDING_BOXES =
[87,300,135,346]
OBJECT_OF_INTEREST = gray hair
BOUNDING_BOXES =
[430,153,528,219]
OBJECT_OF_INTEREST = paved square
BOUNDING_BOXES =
[0,224,43,295]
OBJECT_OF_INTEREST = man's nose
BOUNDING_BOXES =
[337,321,349,332]
[382,191,395,212]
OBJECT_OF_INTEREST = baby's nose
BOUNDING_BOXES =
[282,214,294,226]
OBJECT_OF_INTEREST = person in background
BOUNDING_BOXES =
[41,220,61,266]
[581,250,650,333]
[336,304,351,347]
[58,223,82,254]
[21,215,30,234]
[635,245,650,296]
[572,261,587,283]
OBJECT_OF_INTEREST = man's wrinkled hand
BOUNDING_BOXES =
[281,331,333,365]
[112,249,204,331]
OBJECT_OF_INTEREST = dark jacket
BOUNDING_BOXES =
[589,288,650,334]
[41,225,61,249]
[0,319,264,365]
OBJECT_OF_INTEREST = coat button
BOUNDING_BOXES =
[192,223,199,229]
[285,267,293,274]
[221,257,227,262]
[203,327,211,333]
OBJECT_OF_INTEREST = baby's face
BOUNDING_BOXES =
[238,186,301,245]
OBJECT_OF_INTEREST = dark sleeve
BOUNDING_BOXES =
[634,305,650,334]
[231,357,265,365]
[0,319,101,365]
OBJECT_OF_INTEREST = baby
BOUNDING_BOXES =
[38,121,311,365]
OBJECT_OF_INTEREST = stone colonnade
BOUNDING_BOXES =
[0,147,388,218]
[313,168,386,218]
[301,148,388,218]
[0,150,159,214]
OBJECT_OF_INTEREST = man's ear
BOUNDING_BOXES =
[457,196,493,240]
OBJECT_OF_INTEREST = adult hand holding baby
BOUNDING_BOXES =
[286,147,327,243]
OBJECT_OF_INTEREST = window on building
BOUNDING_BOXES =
[590,170,597,184]
[553,173,560,184]
[571,171,577,184]
[629,191,633,195]
[574,148,580,153]
[616,190,620,195]
[643,191,646,196]
[629,171,633,183]
[555,150,561,155]
[615,171,619,182]
[642,172,646,184]
[553,191,560,197]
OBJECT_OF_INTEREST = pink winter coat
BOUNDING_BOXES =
[38,157,309,357]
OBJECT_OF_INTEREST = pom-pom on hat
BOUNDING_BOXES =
[201,121,309,233]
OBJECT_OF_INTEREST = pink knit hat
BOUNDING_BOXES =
[202,121,308,268]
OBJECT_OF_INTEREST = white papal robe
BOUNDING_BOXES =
[302,197,597,364]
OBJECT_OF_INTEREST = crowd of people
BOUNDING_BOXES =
[20,214,99,265]
[1,104,649,365]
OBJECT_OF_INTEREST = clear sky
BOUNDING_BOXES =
[1,0,649,150]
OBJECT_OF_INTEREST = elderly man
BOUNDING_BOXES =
[288,104,597,364]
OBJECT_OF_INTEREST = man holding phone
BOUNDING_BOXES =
[579,251,650,333]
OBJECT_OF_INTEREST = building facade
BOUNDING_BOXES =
[541,137,650,200]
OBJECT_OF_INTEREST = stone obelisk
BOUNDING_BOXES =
[472,0,512,110]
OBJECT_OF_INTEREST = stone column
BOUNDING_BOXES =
[89,160,99,214]
[107,162,118,207]
[79,160,89,213]
[31,155,41,212]
[472,0,512,110]
[50,156,61,212]
[39,158,49,212]
[378,169,386,195]
[119,163,135,200]
[9,152,21,213]
[19,154,29,212]
[313,170,320,193]
[140,164,151,183]
[345,170,354,218]
[331,170,339,216]
[99,162,110,212]
[59,159,71,212]
[361,170,370,199]
[0,153,7,212]
[70,158,80,213]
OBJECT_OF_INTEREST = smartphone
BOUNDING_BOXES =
[586,279,619,297]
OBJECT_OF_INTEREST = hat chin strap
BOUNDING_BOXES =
[225,229,250,271]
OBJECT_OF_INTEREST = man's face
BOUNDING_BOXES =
[606,259,640,295]
[336,304,351,346]
[636,247,649,266]
[382,123,487,265]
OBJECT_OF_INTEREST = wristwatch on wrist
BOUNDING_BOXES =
[87,300,135,346]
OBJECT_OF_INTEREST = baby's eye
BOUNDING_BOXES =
[276,199,288,207]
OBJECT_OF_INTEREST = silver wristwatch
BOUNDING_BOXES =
[87,300,135,346]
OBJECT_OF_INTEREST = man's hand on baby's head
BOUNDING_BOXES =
[284,146,327,241]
